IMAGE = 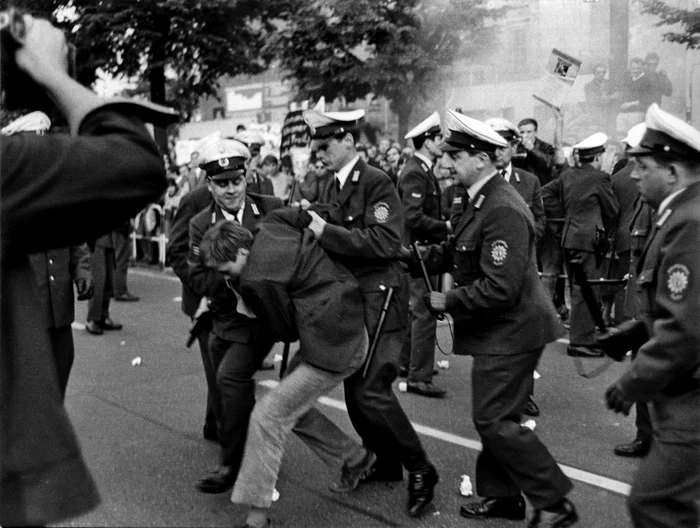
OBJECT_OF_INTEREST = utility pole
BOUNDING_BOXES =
[609,0,630,91]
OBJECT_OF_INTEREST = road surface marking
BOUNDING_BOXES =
[258,379,631,497]
[130,268,180,282]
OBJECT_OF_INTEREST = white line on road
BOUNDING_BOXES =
[130,268,180,282]
[258,379,631,497]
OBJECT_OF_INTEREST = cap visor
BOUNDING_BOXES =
[625,145,654,156]
[209,170,245,181]
[437,141,461,153]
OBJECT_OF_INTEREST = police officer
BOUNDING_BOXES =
[397,111,449,398]
[542,132,619,357]
[485,116,547,418]
[187,136,283,493]
[603,104,700,528]
[292,109,439,518]
[236,129,274,196]
[423,110,576,528]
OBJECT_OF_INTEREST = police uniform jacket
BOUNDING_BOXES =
[397,155,448,245]
[187,192,284,342]
[29,243,92,329]
[166,184,213,317]
[1,106,167,526]
[423,174,562,355]
[508,166,546,243]
[618,182,700,442]
[542,163,619,252]
[241,209,366,373]
[610,163,639,253]
[317,157,408,336]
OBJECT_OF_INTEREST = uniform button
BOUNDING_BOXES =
[49,259,53,265]
[454,265,458,269]
[50,275,55,281]
[348,216,354,221]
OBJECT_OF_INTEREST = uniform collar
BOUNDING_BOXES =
[467,171,498,202]
[335,155,360,190]
[657,188,685,216]
[414,152,433,169]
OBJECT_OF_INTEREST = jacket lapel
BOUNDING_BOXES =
[336,158,363,208]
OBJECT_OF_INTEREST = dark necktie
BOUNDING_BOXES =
[501,170,508,178]
[335,176,341,194]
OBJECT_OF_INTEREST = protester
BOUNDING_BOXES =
[0,10,174,526]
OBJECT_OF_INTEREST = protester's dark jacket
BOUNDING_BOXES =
[397,155,448,245]
[508,167,546,243]
[241,208,366,373]
[513,137,555,186]
[610,163,639,254]
[0,107,167,527]
[422,174,563,355]
[187,193,284,342]
[166,184,213,316]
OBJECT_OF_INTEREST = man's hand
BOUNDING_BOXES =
[446,220,453,235]
[307,210,327,239]
[605,383,633,415]
[193,296,210,319]
[75,277,94,300]
[424,291,447,314]
[522,137,535,150]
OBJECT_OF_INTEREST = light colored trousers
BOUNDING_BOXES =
[230,332,368,509]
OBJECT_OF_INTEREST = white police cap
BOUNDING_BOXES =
[622,123,647,150]
[484,117,520,142]
[1,111,51,136]
[627,103,700,161]
[574,132,608,156]
[235,129,264,147]
[405,111,441,140]
[439,110,508,153]
[197,132,251,180]
[303,109,365,140]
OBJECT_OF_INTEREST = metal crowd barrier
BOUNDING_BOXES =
[130,204,168,268]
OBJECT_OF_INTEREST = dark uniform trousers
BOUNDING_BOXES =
[294,158,429,474]
[188,194,284,473]
[87,233,116,322]
[396,155,448,383]
[112,223,131,297]
[619,185,700,527]
[564,249,599,346]
[166,185,217,433]
[425,174,572,508]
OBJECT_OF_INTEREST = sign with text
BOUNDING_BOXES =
[533,48,581,110]
[280,110,311,159]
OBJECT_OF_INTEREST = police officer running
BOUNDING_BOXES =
[421,110,577,527]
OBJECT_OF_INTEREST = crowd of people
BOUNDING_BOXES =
[2,10,698,528]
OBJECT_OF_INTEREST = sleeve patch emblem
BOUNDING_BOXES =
[453,196,463,204]
[411,192,422,198]
[192,245,200,256]
[490,240,508,266]
[666,264,690,301]
[373,202,390,223]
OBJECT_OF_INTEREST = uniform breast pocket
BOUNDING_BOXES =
[454,241,480,273]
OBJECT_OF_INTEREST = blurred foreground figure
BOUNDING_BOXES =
[420,110,576,528]
[0,10,174,526]
[602,104,700,528]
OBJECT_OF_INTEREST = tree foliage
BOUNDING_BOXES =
[268,0,504,138]
[639,0,700,49]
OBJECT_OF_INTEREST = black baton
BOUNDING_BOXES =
[279,341,291,378]
[362,287,394,378]
[411,242,444,321]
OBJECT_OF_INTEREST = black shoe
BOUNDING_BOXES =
[567,344,603,358]
[524,396,540,417]
[196,466,236,494]
[406,381,447,398]
[407,464,438,518]
[398,366,408,378]
[359,458,404,483]
[85,320,104,335]
[528,498,578,527]
[330,450,377,493]
[614,438,650,458]
[98,318,123,331]
[203,426,219,442]
[114,292,140,302]
[460,497,526,520]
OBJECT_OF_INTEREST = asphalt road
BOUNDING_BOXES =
[54,268,643,527]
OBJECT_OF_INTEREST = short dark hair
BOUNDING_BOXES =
[412,131,441,150]
[200,220,253,266]
[578,153,598,164]
[356,144,368,154]
[518,118,538,130]
[261,154,279,166]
